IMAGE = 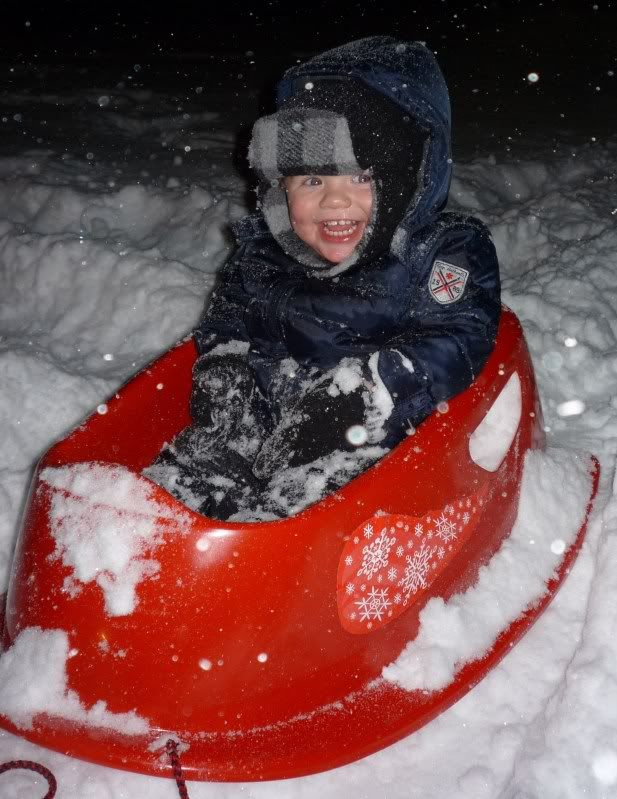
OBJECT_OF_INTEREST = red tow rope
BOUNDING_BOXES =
[0,759,57,797]
[166,738,191,799]
[0,739,190,798]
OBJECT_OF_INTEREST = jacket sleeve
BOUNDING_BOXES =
[375,220,501,445]
[193,250,253,358]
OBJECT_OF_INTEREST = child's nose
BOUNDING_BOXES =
[320,186,352,208]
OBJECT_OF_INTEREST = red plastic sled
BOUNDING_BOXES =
[0,308,599,782]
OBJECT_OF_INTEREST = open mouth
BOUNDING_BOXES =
[319,219,364,242]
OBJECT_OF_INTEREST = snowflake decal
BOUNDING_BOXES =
[435,512,458,543]
[398,542,436,602]
[354,587,392,622]
[338,488,487,634]
[357,527,396,579]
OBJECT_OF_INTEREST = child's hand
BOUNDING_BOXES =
[190,354,257,430]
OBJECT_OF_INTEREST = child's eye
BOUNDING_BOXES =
[303,176,322,187]
[352,173,372,185]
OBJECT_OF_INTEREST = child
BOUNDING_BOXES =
[145,36,501,520]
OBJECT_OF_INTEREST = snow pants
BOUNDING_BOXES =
[144,353,375,520]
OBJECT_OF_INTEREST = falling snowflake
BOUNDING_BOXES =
[354,587,392,622]
[394,592,402,604]
[387,567,398,581]
[363,523,374,539]
[435,512,458,543]
[462,512,470,524]
[437,546,445,559]
[446,504,455,515]
[356,526,397,579]
[398,543,436,602]
[345,582,355,595]
[396,545,404,557]
[344,555,353,566]
[414,522,423,537]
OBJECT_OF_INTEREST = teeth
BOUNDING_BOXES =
[322,220,360,237]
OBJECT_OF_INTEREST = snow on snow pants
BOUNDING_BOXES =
[144,354,372,520]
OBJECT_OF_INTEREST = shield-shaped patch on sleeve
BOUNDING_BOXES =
[428,259,469,304]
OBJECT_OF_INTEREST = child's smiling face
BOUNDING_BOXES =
[283,173,373,264]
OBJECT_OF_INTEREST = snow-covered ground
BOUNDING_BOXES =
[1,59,617,798]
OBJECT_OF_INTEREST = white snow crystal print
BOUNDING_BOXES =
[398,543,437,603]
[357,527,396,579]
[337,490,487,633]
[354,586,392,623]
[435,512,458,543]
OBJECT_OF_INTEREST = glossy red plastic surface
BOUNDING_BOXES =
[0,310,598,781]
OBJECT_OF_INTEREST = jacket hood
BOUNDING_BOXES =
[250,36,452,276]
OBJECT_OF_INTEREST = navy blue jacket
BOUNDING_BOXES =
[195,39,500,448]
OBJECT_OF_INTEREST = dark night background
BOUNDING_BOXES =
[0,1,615,151]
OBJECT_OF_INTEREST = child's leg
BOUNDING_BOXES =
[253,383,367,478]
[144,355,271,519]
[252,377,385,517]
[147,427,265,517]
[253,360,385,482]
